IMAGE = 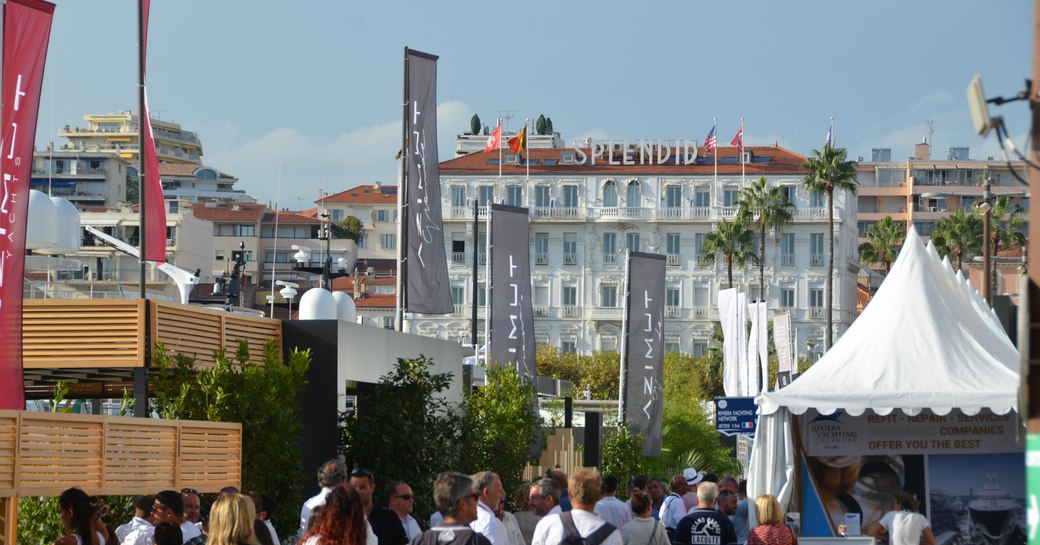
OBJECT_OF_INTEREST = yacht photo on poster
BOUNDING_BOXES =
[928,453,1025,545]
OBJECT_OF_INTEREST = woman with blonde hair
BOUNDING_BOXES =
[207,493,260,545]
[748,495,796,545]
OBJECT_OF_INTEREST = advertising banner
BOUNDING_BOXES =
[404,48,452,314]
[623,252,665,455]
[0,0,56,409]
[488,204,535,382]
[773,311,794,388]
[714,396,757,436]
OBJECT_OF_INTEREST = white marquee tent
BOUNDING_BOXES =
[747,227,1020,511]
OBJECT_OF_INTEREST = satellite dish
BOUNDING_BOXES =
[26,190,57,251]
[298,288,336,320]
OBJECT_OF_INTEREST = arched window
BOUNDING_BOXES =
[627,180,641,208]
[603,181,618,207]
[195,168,218,181]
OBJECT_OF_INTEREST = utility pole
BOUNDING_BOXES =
[1027,2,1040,536]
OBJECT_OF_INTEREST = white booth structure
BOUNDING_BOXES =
[749,228,1023,545]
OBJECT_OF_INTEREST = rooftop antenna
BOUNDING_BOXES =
[495,110,518,132]
[269,161,282,318]
[926,120,934,145]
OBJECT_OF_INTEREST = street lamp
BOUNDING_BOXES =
[976,178,993,305]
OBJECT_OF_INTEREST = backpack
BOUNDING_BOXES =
[559,512,616,545]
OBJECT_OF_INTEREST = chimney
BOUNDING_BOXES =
[914,138,930,160]
[373,180,382,190]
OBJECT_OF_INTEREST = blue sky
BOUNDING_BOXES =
[33,0,1032,207]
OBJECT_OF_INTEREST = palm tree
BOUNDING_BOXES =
[989,195,1026,256]
[857,216,905,274]
[930,210,983,270]
[802,145,858,349]
[701,217,756,288]
[737,176,794,302]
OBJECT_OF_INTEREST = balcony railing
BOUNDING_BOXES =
[531,206,582,219]
[591,307,623,319]
[667,254,680,267]
[563,252,577,265]
[452,252,466,265]
[534,305,549,317]
[810,254,825,267]
[781,254,795,266]
[603,253,617,265]
[453,304,466,315]
[795,207,827,219]
[692,306,711,318]
[719,206,739,219]
[665,306,684,318]
[535,253,549,265]
[592,207,645,219]
[561,306,579,317]
[809,307,826,319]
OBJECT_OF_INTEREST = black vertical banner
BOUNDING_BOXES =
[624,252,665,456]
[489,204,536,382]
[404,49,452,314]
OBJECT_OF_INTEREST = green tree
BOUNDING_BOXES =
[336,215,365,243]
[150,339,311,532]
[601,427,650,487]
[341,355,462,523]
[802,145,858,349]
[546,118,554,134]
[930,210,983,270]
[460,365,540,499]
[126,168,139,203]
[536,115,548,135]
[989,195,1026,256]
[858,216,905,274]
[470,114,481,136]
[737,176,794,300]
[701,217,756,288]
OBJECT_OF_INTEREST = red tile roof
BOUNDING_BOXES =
[439,145,807,176]
[192,202,267,222]
[321,185,398,205]
[330,276,397,309]
[262,209,322,224]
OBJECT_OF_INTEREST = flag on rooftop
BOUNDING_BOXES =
[484,123,501,153]
[704,125,717,154]
[825,124,833,148]
[508,126,527,154]
[730,125,743,153]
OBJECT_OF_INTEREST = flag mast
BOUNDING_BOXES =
[740,117,745,186]
[713,117,718,207]
[396,47,409,331]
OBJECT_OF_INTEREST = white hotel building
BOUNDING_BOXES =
[406,139,859,359]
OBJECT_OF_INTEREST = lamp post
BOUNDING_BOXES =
[977,178,993,305]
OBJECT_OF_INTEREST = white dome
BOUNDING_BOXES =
[25,190,57,251]
[39,197,81,255]
[298,288,337,320]
[332,291,357,322]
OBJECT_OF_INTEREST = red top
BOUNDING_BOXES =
[748,523,797,545]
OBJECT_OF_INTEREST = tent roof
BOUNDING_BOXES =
[758,227,1019,417]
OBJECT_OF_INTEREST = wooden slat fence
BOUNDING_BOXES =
[0,410,241,497]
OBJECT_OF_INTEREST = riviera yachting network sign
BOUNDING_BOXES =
[715,397,758,436]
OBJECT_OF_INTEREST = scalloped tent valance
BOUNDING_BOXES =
[756,226,1019,417]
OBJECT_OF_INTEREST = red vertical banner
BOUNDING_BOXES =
[141,95,166,263]
[140,0,167,263]
[0,0,56,409]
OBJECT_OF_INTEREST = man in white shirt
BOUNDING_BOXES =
[594,475,631,530]
[528,479,562,517]
[531,469,622,545]
[118,495,155,545]
[470,471,509,545]
[152,490,202,544]
[298,458,348,539]
[659,475,689,533]
[386,481,423,541]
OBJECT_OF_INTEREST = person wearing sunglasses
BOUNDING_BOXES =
[411,473,490,545]
[385,482,421,541]
[349,467,408,545]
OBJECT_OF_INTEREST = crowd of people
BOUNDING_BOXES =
[52,461,933,545]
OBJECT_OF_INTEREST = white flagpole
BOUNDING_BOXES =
[713,117,718,207]
[740,117,746,187]
[830,115,835,147]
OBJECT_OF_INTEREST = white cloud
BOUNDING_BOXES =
[206,101,472,206]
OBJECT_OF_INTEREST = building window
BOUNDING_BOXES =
[478,186,494,206]
[626,181,641,207]
[380,233,397,249]
[451,286,465,305]
[666,233,680,255]
[534,285,549,306]
[626,232,640,252]
[357,233,366,248]
[600,335,618,352]
[695,233,706,260]
[535,233,549,265]
[695,189,710,207]
[383,316,394,329]
[810,233,824,265]
[562,185,579,207]
[561,339,577,354]
[666,286,680,307]
[451,186,467,207]
[506,186,523,206]
[781,185,795,205]
[534,186,550,207]
[562,286,577,306]
[723,188,738,207]
[692,341,708,356]
[665,338,681,354]
[809,286,824,308]
[477,283,486,306]
[810,192,826,208]
[169,201,179,213]
[563,232,577,264]
[603,232,617,264]
[600,285,617,307]
[664,185,682,208]
[603,181,618,207]
[451,232,466,265]
[780,285,795,308]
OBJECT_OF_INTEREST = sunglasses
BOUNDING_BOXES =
[350,467,372,478]
[394,494,414,501]
[151,503,169,513]
[181,488,199,495]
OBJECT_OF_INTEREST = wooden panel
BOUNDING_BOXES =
[0,410,241,497]
[22,300,145,369]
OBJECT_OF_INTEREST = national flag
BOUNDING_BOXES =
[484,124,501,153]
[704,125,717,154]
[730,126,743,153]
[825,125,833,148]
[508,126,527,154]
